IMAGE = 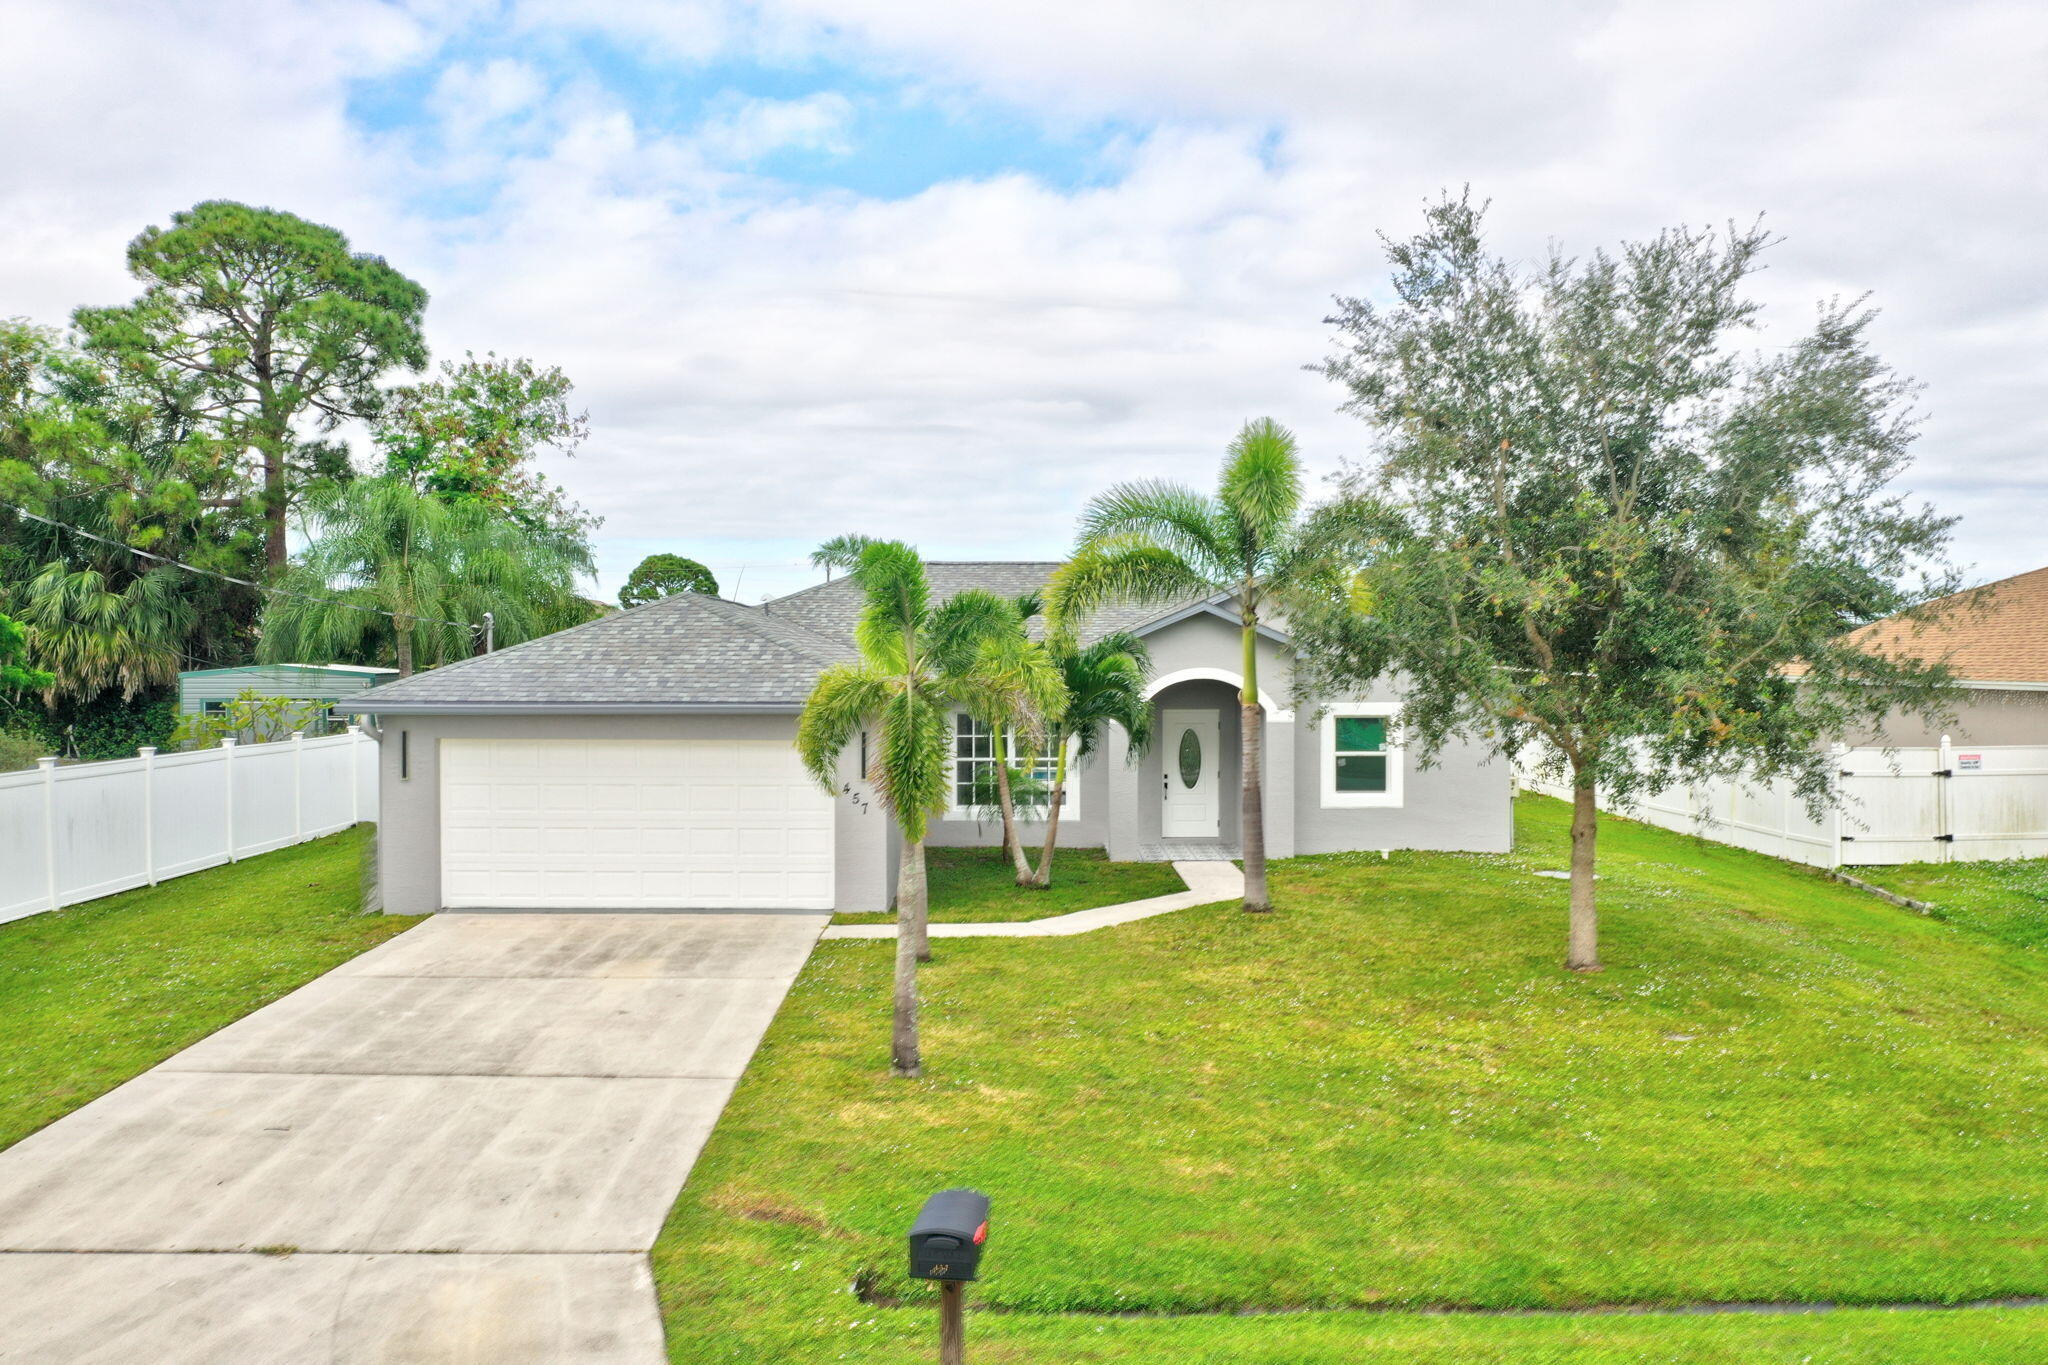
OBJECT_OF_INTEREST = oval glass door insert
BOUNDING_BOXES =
[1177,728,1202,788]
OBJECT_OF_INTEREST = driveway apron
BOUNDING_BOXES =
[0,910,827,1364]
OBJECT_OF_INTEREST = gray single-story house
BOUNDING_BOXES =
[354,564,1511,914]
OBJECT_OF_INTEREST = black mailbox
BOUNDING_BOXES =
[907,1188,990,1282]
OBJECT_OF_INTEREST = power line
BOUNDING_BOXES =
[6,505,481,635]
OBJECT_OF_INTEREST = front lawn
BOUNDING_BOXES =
[0,826,421,1151]
[654,796,2048,1361]
[831,844,1186,925]
[1856,857,2048,949]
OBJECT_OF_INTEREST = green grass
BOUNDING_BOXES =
[831,845,1186,925]
[0,827,421,1151]
[1855,858,2048,950]
[654,796,2048,1361]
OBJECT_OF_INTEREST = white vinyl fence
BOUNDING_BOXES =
[1,727,378,925]
[1519,738,2048,869]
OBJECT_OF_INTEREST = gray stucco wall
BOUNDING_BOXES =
[373,712,890,915]
[1290,683,1513,856]
[1102,610,1513,859]
[1853,688,2048,747]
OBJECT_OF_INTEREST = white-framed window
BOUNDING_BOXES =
[950,713,1078,820]
[1320,703,1403,808]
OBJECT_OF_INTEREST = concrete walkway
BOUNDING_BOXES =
[821,859,1243,940]
[0,909,828,1364]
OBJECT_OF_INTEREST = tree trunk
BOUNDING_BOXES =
[1239,620,1271,912]
[1031,740,1068,888]
[990,729,1032,885]
[262,448,288,571]
[908,834,932,964]
[1568,779,1601,972]
[254,375,289,572]
[394,618,415,678]
[893,832,926,1077]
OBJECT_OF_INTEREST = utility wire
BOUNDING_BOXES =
[6,504,481,635]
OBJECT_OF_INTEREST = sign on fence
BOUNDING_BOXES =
[0,728,378,925]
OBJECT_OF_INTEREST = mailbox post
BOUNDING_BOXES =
[907,1188,990,1365]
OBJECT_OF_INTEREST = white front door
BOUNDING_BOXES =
[1160,709,1221,839]
[439,738,835,909]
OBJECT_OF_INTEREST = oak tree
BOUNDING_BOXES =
[1300,196,1958,971]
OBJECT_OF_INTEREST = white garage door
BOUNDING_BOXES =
[439,738,835,909]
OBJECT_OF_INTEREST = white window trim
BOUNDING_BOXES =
[1320,702,1404,808]
[947,713,1080,822]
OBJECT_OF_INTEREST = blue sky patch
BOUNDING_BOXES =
[347,31,1140,204]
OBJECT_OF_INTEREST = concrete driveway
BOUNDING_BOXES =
[0,909,827,1364]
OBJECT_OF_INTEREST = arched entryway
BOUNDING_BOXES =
[1137,669,1287,858]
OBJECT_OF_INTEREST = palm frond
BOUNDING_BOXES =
[15,560,187,700]
[959,628,1066,745]
[1045,539,1217,628]
[925,589,1017,678]
[1219,417,1304,552]
[1072,479,1229,571]
[871,680,952,842]
[257,476,585,671]
[810,534,876,573]
[1057,633,1154,759]
[796,663,893,790]
[847,540,927,671]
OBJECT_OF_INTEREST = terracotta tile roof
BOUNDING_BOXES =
[1837,566,2048,684]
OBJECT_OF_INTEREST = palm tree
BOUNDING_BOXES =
[4,322,263,701]
[1048,417,1337,912]
[797,540,1057,1078]
[1031,628,1151,888]
[965,592,1066,885]
[10,561,190,702]
[257,476,591,676]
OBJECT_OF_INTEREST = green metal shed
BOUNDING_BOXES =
[177,664,400,717]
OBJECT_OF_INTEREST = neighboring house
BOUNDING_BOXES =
[1835,564,2048,746]
[1523,565,2048,869]
[355,564,1512,914]
[178,664,399,720]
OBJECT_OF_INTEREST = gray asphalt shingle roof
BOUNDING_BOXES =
[354,564,1223,711]
[763,562,1209,643]
[353,591,853,709]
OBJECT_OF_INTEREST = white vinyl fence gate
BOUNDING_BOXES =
[1,727,378,925]
[1519,738,2048,869]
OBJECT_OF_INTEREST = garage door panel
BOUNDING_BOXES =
[735,827,784,857]
[440,738,834,909]
[691,785,738,815]
[784,827,832,857]
[688,827,736,857]
[585,826,640,856]
[642,784,689,814]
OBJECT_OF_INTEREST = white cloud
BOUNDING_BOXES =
[432,57,548,131]
[2,0,2045,604]
[697,92,856,161]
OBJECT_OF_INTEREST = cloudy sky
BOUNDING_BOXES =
[4,0,2045,603]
